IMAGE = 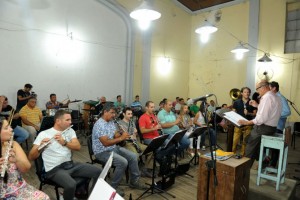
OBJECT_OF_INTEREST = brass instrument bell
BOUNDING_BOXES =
[229,88,241,101]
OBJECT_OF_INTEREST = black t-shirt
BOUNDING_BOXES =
[0,105,20,128]
[16,89,30,111]
[232,99,257,120]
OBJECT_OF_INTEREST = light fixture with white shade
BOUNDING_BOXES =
[130,0,161,30]
[231,42,249,60]
[258,53,272,62]
[195,20,218,43]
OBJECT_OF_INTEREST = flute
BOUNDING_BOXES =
[1,132,14,178]
[38,125,73,151]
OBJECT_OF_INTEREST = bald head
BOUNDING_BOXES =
[256,80,270,97]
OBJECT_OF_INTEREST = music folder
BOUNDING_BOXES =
[88,152,124,200]
[223,111,248,127]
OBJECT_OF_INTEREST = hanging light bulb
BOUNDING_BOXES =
[130,0,161,30]
[258,53,272,62]
[195,20,218,43]
[195,20,218,35]
[231,42,249,60]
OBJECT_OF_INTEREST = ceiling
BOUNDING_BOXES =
[176,0,235,12]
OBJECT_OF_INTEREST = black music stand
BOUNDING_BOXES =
[136,134,175,200]
[188,127,206,165]
[163,129,193,178]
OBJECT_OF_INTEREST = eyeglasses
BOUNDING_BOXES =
[256,84,267,91]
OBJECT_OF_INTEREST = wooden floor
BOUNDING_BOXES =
[22,131,300,200]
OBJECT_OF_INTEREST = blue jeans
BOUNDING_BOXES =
[165,134,190,153]
[200,128,216,147]
[14,126,29,143]
[95,146,140,189]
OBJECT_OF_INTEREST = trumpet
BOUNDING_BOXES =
[1,132,14,178]
[38,125,73,151]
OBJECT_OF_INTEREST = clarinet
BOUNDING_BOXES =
[128,119,142,154]
[114,119,127,147]
[1,132,14,178]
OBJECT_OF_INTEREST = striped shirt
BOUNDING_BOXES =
[19,105,42,126]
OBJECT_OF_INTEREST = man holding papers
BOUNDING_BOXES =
[238,80,282,166]
[232,87,257,156]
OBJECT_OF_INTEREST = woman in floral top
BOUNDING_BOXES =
[0,119,49,199]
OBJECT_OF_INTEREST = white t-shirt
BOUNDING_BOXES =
[34,127,77,172]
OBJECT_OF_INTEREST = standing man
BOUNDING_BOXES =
[157,100,190,153]
[92,103,146,196]
[269,81,291,133]
[269,81,291,167]
[19,97,42,142]
[0,95,29,143]
[16,83,34,111]
[232,87,257,156]
[238,80,282,166]
[29,110,101,200]
[46,94,70,109]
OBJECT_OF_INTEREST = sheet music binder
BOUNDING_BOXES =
[88,152,124,200]
[222,111,249,128]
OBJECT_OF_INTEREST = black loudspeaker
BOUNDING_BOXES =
[176,163,190,175]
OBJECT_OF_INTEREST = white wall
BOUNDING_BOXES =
[0,0,133,111]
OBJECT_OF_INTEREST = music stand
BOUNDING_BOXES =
[136,134,175,200]
[163,129,186,169]
[188,127,206,165]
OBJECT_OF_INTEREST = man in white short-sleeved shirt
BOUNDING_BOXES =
[29,110,101,200]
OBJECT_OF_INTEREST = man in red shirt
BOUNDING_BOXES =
[139,101,175,164]
[139,101,160,145]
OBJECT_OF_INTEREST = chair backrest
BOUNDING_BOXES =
[87,135,96,163]
[71,110,81,120]
[294,122,300,132]
[39,116,54,134]
[34,155,47,182]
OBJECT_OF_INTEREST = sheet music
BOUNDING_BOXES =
[223,111,248,127]
[88,178,123,200]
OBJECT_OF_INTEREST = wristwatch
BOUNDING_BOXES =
[63,140,68,146]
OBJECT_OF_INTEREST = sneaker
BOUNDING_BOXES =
[201,146,206,151]
[129,180,148,190]
[116,188,125,197]
[187,148,195,157]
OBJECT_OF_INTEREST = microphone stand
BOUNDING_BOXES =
[203,99,218,200]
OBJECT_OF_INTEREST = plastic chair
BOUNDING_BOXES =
[257,130,288,191]
[291,122,300,149]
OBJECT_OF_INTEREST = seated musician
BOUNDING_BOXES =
[92,103,146,197]
[177,104,194,156]
[193,108,216,152]
[157,100,190,154]
[28,110,101,200]
[0,119,50,199]
[46,93,70,109]
[19,97,42,142]
[114,95,125,115]
[131,95,143,117]
[118,107,152,178]
[0,95,29,143]
[91,96,106,116]
[232,87,257,156]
